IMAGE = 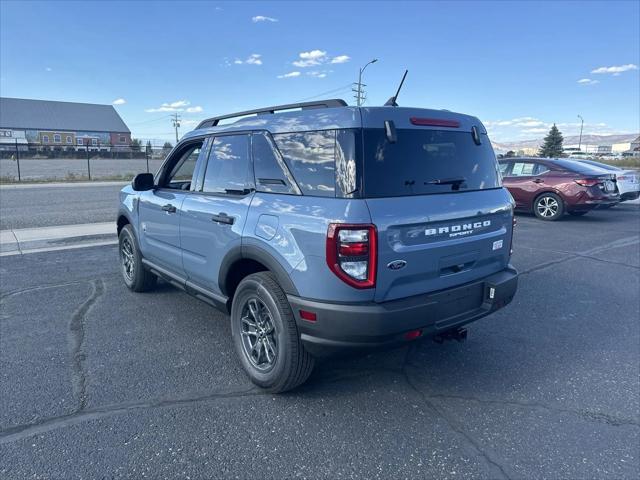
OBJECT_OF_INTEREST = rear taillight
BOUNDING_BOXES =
[509,216,516,257]
[616,175,628,181]
[326,224,377,289]
[410,117,460,128]
[574,178,599,187]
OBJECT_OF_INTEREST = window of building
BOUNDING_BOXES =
[53,134,61,143]
[42,135,49,143]
[203,135,251,194]
[119,135,126,143]
[66,135,72,144]
[77,138,83,145]
[91,138,98,146]
[272,130,336,197]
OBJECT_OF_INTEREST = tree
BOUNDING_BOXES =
[145,140,152,153]
[163,141,173,149]
[538,124,564,158]
[505,150,516,158]
[130,138,142,152]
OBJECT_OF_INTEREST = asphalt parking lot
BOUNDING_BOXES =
[1,204,639,479]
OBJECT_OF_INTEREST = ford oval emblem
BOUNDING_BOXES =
[387,260,407,271]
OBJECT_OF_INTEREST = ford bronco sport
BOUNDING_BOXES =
[117,99,518,392]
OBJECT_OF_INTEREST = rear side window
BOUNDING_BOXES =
[272,130,336,197]
[252,133,298,195]
[202,135,251,194]
[362,129,501,197]
[510,162,536,176]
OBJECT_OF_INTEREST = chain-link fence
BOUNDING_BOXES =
[0,142,172,182]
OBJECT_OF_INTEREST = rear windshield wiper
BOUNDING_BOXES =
[425,177,467,186]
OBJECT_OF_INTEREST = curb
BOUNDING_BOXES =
[1,222,117,256]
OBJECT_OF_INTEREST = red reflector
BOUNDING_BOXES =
[404,329,422,341]
[299,310,317,322]
[410,117,460,128]
[339,242,368,256]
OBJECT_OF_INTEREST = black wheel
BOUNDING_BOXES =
[568,211,589,216]
[118,224,157,292]
[231,272,314,393]
[533,192,564,221]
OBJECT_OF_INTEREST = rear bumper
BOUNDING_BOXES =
[288,266,518,357]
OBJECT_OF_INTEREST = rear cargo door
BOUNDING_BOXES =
[359,127,513,302]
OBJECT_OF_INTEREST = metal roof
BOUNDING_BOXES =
[0,97,131,133]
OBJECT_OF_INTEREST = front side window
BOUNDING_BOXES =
[164,143,202,189]
[499,162,510,174]
[252,132,298,195]
[202,135,251,194]
[273,130,336,197]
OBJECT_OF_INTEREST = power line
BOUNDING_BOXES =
[296,83,353,103]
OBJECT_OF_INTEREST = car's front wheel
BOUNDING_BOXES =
[231,272,314,393]
[533,192,564,221]
[119,224,157,292]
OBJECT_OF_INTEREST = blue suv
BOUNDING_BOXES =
[117,99,518,392]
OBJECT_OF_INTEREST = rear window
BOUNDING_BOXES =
[362,129,501,197]
[551,159,609,175]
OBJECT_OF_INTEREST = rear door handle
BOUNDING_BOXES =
[162,204,177,213]
[211,213,235,225]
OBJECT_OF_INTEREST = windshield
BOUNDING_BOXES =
[361,128,501,197]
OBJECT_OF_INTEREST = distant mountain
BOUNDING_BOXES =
[491,133,638,153]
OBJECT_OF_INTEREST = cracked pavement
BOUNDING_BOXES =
[1,204,639,479]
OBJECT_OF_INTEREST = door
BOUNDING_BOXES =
[138,140,204,275]
[502,161,543,209]
[180,134,254,296]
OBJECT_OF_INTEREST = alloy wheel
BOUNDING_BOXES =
[121,237,135,281]
[240,297,278,371]
[536,196,559,218]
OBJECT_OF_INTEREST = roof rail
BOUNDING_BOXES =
[196,99,348,129]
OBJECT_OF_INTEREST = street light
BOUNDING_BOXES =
[577,115,584,152]
[357,58,378,106]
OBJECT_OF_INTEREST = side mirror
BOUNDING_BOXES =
[132,173,155,191]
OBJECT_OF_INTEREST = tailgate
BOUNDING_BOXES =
[367,189,514,302]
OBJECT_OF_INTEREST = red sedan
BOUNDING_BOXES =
[498,158,619,220]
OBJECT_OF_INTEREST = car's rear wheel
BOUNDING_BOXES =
[231,272,314,393]
[119,224,157,292]
[533,192,564,221]
[568,211,589,216]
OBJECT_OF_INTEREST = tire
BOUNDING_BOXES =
[568,211,589,216]
[231,272,314,393]
[533,192,564,221]
[118,224,157,292]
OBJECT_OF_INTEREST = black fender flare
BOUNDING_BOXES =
[218,244,299,297]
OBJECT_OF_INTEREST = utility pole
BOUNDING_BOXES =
[353,58,378,106]
[172,113,181,143]
[577,115,584,151]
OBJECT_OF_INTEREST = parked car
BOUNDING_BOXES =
[118,99,518,392]
[498,157,619,220]
[573,159,640,201]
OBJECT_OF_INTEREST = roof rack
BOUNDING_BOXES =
[196,99,348,129]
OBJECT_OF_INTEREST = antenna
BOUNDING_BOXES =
[384,70,408,107]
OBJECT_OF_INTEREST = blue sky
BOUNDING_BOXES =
[1,0,638,143]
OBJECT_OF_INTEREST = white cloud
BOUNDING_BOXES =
[515,120,546,127]
[112,98,126,105]
[45,67,52,72]
[252,15,278,22]
[577,78,599,85]
[234,54,262,65]
[145,100,196,113]
[331,55,350,64]
[521,127,548,134]
[186,106,203,113]
[277,71,301,78]
[293,50,327,67]
[591,64,638,75]
[307,71,328,78]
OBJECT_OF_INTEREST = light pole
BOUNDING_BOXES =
[577,115,584,152]
[356,58,378,106]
